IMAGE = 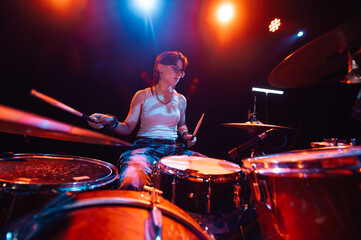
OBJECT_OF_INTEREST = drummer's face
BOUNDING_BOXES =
[159,60,184,87]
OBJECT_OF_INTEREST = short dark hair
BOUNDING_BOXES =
[153,51,188,84]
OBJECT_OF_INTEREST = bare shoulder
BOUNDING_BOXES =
[132,88,148,104]
[174,91,187,106]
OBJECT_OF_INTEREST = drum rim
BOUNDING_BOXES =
[2,190,211,240]
[242,146,361,174]
[0,153,119,191]
[158,162,241,180]
[158,155,241,180]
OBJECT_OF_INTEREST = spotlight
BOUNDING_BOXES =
[269,18,281,32]
[217,2,234,23]
[297,31,304,37]
[136,0,156,12]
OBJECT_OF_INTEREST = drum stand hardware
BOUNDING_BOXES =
[143,185,163,204]
[143,186,164,240]
[310,138,357,148]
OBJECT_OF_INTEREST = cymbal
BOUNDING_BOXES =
[268,15,361,88]
[0,104,131,147]
[221,121,293,133]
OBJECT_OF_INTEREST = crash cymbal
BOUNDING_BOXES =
[0,104,131,147]
[268,15,361,88]
[221,121,293,133]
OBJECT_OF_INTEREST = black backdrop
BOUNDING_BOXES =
[1,0,361,166]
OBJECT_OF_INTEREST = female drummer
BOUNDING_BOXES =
[87,51,205,190]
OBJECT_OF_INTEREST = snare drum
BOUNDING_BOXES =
[0,153,119,227]
[155,155,242,215]
[242,146,361,240]
[0,190,211,240]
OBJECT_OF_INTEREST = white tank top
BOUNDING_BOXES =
[137,87,183,140]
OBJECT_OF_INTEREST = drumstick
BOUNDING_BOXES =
[192,113,205,138]
[31,89,95,122]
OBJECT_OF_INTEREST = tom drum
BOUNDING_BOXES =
[155,155,243,215]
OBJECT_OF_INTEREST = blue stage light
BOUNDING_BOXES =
[136,0,156,12]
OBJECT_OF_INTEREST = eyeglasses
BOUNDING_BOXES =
[170,65,185,78]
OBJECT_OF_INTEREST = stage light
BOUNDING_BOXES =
[6,232,12,240]
[136,0,156,12]
[297,31,304,37]
[37,0,87,19]
[269,18,281,32]
[217,2,234,23]
[252,87,284,95]
[48,0,73,11]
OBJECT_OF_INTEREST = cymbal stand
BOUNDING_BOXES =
[250,88,285,155]
[248,96,264,157]
[248,96,260,124]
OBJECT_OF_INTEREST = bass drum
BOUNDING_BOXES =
[1,190,211,240]
[0,153,119,227]
[242,146,361,240]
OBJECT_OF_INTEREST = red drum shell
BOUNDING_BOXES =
[242,146,361,240]
[0,153,119,227]
[1,190,211,240]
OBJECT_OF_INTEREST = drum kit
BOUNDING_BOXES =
[0,16,361,240]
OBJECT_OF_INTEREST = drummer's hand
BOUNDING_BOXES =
[87,113,114,129]
[183,133,196,148]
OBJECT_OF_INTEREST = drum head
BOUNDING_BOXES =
[1,190,210,240]
[0,153,119,191]
[159,155,241,179]
[242,146,361,176]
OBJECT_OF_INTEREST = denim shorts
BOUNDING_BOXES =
[117,138,204,189]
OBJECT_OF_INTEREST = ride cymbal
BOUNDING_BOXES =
[221,121,293,133]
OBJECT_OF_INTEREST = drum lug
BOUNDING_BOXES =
[253,179,272,210]
[171,174,177,204]
[207,178,211,214]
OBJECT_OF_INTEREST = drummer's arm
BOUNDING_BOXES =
[88,90,144,135]
[177,95,195,146]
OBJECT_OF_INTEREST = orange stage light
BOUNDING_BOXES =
[217,2,234,24]
[38,0,88,20]
[199,0,246,50]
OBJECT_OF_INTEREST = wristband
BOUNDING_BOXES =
[105,116,119,130]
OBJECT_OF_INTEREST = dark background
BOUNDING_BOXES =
[1,0,361,166]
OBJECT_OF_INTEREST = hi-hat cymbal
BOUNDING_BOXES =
[221,121,293,133]
[0,104,131,147]
[268,15,361,88]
